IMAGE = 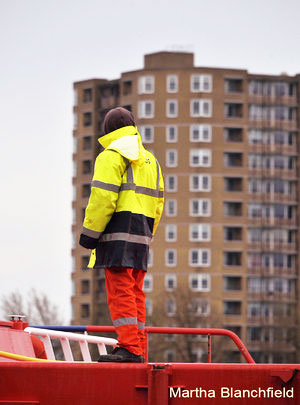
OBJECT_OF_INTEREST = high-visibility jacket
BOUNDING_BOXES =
[80,125,164,271]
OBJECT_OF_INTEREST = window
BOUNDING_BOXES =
[166,175,177,192]
[74,89,78,106]
[83,88,92,103]
[72,207,76,225]
[73,112,78,129]
[224,177,243,192]
[83,112,92,126]
[138,75,155,94]
[189,174,211,192]
[189,274,210,291]
[165,224,177,242]
[224,227,242,241]
[166,149,178,167]
[166,100,178,117]
[122,80,132,95]
[190,199,211,217]
[165,349,175,362]
[138,101,154,118]
[96,278,105,294]
[189,249,210,267]
[224,251,242,266]
[191,74,212,92]
[189,224,211,242]
[81,256,89,271]
[82,160,92,174]
[83,136,92,150]
[224,152,243,167]
[145,298,153,316]
[81,303,90,318]
[224,301,241,315]
[190,99,212,117]
[140,126,154,143]
[225,103,243,118]
[167,75,178,93]
[165,249,177,267]
[191,74,200,91]
[82,184,90,198]
[201,75,212,92]
[165,298,176,316]
[73,137,78,154]
[73,161,77,177]
[146,249,153,268]
[190,124,212,142]
[190,149,211,167]
[143,274,153,292]
[189,298,210,316]
[166,126,178,143]
[166,199,177,217]
[81,279,90,295]
[165,274,177,291]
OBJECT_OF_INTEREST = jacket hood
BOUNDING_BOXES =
[98,126,146,164]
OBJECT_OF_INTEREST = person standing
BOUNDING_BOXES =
[79,107,164,362]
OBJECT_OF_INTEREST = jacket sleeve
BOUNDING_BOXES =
[152,162,164,236]
[79,150,126,248]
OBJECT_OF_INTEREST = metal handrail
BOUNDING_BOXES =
[25,327,117,361]
[33,325,255,364]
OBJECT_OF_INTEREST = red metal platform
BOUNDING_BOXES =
[0,320,299,404]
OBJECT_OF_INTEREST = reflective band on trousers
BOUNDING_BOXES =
[101,233,152,245]
[82,226,102,239]
[113,317,137,327]
[91,180,120,193]
[138,322,145,330]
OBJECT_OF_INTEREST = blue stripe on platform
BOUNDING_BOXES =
[31,325,87,332]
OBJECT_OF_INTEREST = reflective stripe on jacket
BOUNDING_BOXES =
[81,125,164,271]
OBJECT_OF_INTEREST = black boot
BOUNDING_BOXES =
[98,347,144,363]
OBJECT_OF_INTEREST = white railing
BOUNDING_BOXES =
[25,327,118,362]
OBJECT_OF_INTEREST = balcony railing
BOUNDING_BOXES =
[247,242,297,253]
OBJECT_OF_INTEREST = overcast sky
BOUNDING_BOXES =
[0,0,299,324]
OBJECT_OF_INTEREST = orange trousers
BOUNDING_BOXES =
[105,267,146,357]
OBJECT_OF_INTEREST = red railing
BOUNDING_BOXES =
[86,326,255,364]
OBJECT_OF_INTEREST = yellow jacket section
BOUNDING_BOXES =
[83,126,164,236]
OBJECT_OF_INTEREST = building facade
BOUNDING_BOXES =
[71,52,300,363]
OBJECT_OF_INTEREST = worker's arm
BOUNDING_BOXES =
[79,150,126,249]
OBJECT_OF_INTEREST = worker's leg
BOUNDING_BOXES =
[105,267,142,356]
[132,269,147,357]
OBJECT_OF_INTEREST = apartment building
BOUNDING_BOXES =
[71,51,300,363]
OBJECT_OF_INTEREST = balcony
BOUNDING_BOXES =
[248,93,298,107]
[247,266,297,277]
[248,193,297,204]
[100,96,118,109]
[247,143,297,155]
[223,301,242,316]
[247,117,298,132]
[247,242,297,253]
[249,169,297,181]
[224,152,243,168]
[247,291,296,303]
[224,177,243,192]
